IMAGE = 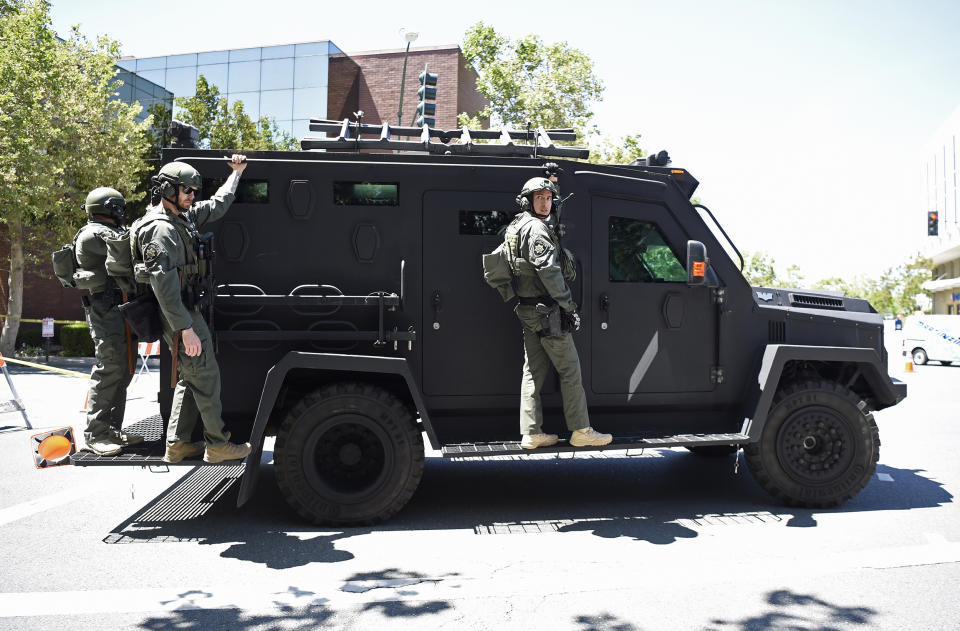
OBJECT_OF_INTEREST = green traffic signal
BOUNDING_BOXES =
[415,69,438,127]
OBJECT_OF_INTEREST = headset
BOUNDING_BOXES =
[151,173,180,201]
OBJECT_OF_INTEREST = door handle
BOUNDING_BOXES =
[431,290,441,330]
[599,293,609,330]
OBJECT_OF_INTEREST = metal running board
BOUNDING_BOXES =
[441,433,750,459]
[70,414,242,467]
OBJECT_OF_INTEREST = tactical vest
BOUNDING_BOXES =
[503,211,539,278]
[107,208,200,292]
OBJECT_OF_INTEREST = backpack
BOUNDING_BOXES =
[51,228,87,289]
[51,243,78,288]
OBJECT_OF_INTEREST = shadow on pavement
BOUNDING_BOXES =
[104,448,952,566]
[704,588,877,630]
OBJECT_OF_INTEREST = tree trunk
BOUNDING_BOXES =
[0,211,25,357]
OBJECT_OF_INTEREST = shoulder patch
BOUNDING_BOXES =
[532,237,550,258]
[143,242,162,265]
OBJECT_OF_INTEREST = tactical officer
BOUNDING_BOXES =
[502,177,612,449]
[76,187,143,456]
[132,156,251,464]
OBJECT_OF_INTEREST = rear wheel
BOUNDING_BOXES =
[274,382,424,526]
[941,361,953,366]
[744,380,879,509]
[912,348,928,365]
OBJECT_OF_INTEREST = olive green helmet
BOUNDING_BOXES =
[516,177,558,211]
[153,161,202,200]
[82,187,126,222]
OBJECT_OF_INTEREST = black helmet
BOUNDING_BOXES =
[82,187,126,223]
[152,161,202,202]
[516,177,558,211]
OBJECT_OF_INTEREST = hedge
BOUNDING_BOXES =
[60,323,95,357]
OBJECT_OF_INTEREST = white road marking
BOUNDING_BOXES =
[877,473,894,482]
[0,488,95,527]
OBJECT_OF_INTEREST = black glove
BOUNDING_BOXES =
[563,310,581,332]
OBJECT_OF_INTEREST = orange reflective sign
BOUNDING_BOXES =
[692,262,706,277]
[31,427,75,469]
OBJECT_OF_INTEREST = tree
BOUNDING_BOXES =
[0,0,152,355]
[461,22,604,132]
[175,76,299,151]
[588,133,646,165]
[741,251,779,287]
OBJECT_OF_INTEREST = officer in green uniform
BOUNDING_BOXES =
[131,156,251,464]
[76,187,143,456]
[501,177,613,449]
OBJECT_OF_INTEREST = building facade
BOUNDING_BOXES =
[119,41,486,140]
[922,104,960,314]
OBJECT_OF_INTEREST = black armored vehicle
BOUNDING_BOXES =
[72,121,907,525]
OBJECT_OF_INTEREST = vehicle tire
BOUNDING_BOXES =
[743,380,879,509]
[912,348,928,365]
[274,382,424,526]
[941,361,952,366]
[685,445,738,457]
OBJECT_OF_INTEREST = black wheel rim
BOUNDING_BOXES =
[776,405,857,486]
[302,412,394,504]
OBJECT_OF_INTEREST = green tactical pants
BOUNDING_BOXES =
[84,292,134,442]
[516,305,590,435]
[163,311,230,447]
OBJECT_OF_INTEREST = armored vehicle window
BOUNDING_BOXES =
[459,210,513,236]
[609,216,686,283]
[202,178,269,204]
[333,182,399,206]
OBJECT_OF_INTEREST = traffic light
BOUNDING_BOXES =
[928,210,939,236]
[415,69,438,127]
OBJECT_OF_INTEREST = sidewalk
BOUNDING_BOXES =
[0,355,162,432]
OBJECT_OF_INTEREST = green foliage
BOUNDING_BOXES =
[460,23,644,165]
[175,76,299,151]
[15,326,44,348]
[0,0,152,246]
[59,323,94,356]
[742,251,779,287]
[744,249,932,314]
[461,22,604,132]
[588,133,646,165]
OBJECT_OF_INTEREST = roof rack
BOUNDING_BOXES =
[301,117,590,159]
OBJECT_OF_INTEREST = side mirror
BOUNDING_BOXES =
[687,240,708,286]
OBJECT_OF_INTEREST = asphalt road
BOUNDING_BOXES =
[0,324,956,630]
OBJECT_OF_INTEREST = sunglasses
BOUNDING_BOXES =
[180,185,199,195]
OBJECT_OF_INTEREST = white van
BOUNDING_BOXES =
[902,315,960,365]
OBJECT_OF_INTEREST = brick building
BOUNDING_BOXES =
[2,42,487,323]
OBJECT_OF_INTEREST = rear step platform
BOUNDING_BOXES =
[441,433,749,458]
[70,414,224,467]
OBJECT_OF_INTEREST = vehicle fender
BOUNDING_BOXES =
[237,351,435,508]
[743,345,907,442]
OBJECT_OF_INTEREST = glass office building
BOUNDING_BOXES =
[114,69,173,122]
[118,41,359,140]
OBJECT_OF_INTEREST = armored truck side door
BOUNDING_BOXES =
[421,190,523,397]
[590,194,716,396]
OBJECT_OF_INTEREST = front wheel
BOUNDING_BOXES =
[275,382,424,526]
[744,380,879,509]
[912,348,928,365]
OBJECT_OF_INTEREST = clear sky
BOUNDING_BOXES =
[48,0,960,283]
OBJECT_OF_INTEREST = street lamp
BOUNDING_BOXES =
[397,29,419,126]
